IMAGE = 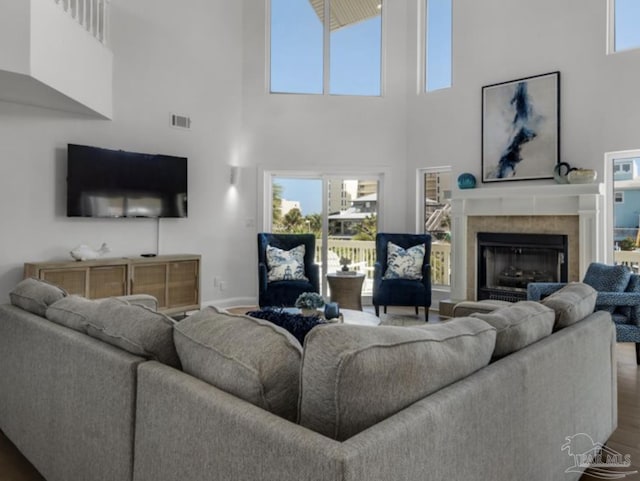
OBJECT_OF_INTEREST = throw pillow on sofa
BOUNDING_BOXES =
[540,282,597,330]
[470,301,555,359]
[298,318,496,441]
[10,278,67,317]
[46,295,100,332]
[85,298,180,367]
[174,306,302,422]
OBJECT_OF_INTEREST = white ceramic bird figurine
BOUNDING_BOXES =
[70,243,111,261]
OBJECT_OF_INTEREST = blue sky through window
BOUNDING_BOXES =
[270,0,323,94]
[270,0,382,96]
[276,178,322,215]
[615,0,640,51]
[426,0,452,91]
[330,15,382,95]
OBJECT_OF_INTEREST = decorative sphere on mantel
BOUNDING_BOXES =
[457,173,476,189]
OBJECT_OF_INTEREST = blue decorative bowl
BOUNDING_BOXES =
[457,172,476,189]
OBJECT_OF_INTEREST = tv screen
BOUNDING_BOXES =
[67,144,188,218]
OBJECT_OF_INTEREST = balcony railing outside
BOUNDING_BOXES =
[53,0,109,44]
[315,239,452,295]
[615,250,640,272]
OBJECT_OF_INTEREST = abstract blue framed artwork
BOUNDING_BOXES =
[482,71,560,183]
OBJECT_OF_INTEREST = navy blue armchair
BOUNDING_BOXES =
[528,262,640,364]
[257,233,320,308]
[372,233,432,321]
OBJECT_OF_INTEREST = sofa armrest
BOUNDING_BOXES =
[258,263,268,294]
[307,263,320,293]
[596,291,640,307]
[421,263,431,288]
[527,282,567,301]
[373,262,383,287]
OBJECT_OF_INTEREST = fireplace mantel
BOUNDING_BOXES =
[450,183,606,301]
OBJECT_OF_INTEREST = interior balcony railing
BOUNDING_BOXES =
[316,239,452,296]
[53,0,109,44]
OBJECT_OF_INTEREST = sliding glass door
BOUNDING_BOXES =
[267,173,380,298]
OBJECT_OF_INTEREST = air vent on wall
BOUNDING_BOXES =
[170,113,191,130]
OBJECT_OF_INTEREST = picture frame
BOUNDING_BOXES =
[481,71,560,183]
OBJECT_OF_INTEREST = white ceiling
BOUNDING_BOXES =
[309,0,381,31]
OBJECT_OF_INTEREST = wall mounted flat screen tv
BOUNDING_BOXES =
[67,144,188,218]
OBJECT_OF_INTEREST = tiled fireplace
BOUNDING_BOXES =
[450,183,606,302]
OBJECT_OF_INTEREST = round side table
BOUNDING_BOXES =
[326,272,365,311]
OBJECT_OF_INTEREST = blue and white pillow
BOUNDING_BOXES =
[383,242,425,280]
[267,244,308,282]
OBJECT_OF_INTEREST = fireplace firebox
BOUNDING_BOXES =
[477,232,568,302]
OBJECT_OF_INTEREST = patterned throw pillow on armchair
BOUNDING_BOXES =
[382,242,426,280]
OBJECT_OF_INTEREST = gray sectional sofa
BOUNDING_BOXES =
[0,279,617,481]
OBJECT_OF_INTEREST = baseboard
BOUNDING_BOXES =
[202,297,258,309]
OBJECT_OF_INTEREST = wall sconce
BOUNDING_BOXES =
[229,165,239,185]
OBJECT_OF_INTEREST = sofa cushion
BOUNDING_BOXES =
[266,244,308,282]
[583,263,631,313]
[540,282,597,330]
[298,317,496,441]
[383,241,425,280]
[174,306,302,422]
[46,295,100,332]
[470,301,555,359]
[85,298,179,367]
[9,278,67,317]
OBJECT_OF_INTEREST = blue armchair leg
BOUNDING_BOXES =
[636,343,640,365]
[375,305,379,317]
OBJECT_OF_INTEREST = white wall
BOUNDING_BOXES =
[0,0,249,304]
[0,0,30,74]
[405,0,640,226]
[30,0,114,118]
[241,0,410,234]
[3,0,640,305]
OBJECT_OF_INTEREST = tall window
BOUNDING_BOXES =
[609,0,640,53]
[611,154,640,257]
[425,0,452,91]
[270,0,323,94]
[418,167,452,287]
[270,0,383,96]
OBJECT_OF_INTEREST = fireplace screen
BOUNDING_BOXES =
[477,232,568,302]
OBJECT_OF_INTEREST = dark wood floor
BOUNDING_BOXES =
[1,308,638,480]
